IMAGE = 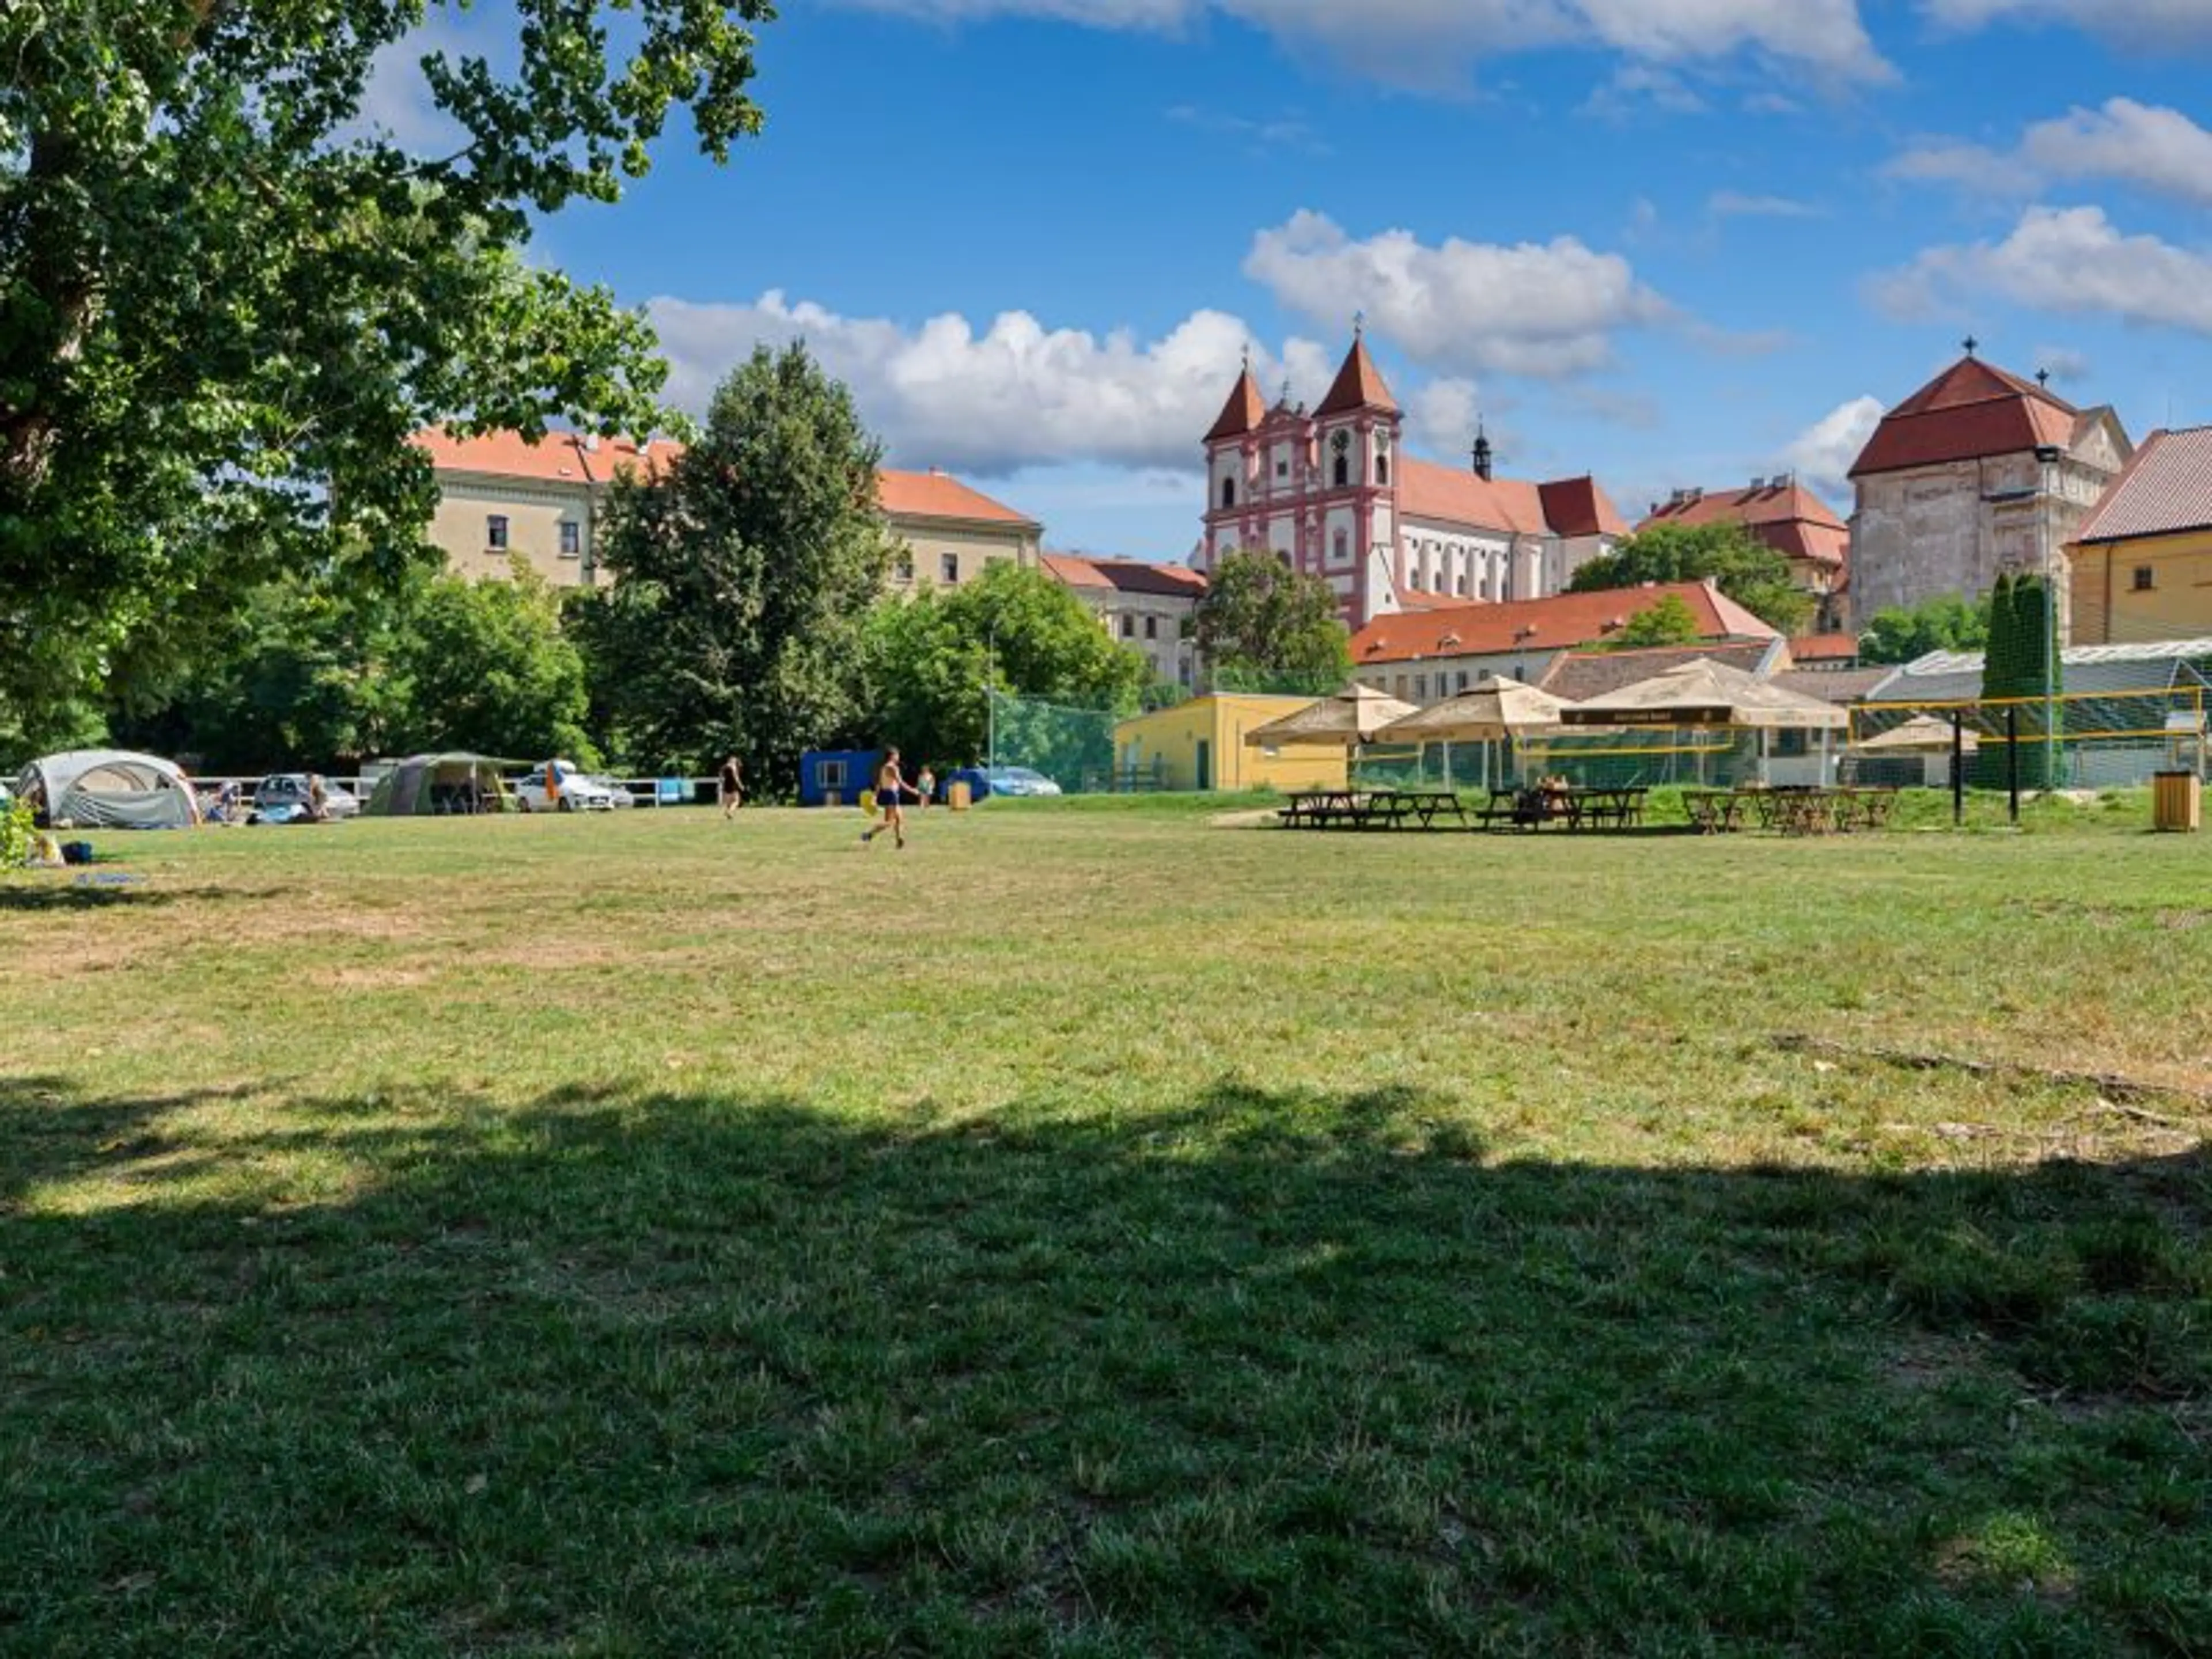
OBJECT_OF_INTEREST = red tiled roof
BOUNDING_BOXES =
[1850,357,2080,479]
[876,469,1039,528]
[416,430,1032,527]
[1399,459,1551,535]
[1537,475,1631,538]
[1786,633,1861,662]
[1540,640,1778,702]
[1314,336,1399,418]
[2074,426,2212,544]
[1205,369,1268,443]
[1638,480,1848,568]
[1348,580,1778,665]
[1044,552,1208,599]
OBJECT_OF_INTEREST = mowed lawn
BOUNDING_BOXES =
[3,802,2209,1656]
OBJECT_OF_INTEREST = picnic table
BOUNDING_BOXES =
[1763,786,1902,836]
[1474,785,1648,831]
[1682,789,1749,834]
[1278,787,1472,831]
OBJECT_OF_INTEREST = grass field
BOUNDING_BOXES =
[4,801,2210,1656]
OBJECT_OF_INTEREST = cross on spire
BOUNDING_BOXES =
[1240,341,1251,373]
[1963,334,1979,358]
[1353,309,1366,339]
[2037,368,2050,387]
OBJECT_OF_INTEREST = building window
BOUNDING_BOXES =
[1119,615,1134,639]
[1221,477,1236,509]
[1275,460,1288,479]
[1457,671,1470,694]
[1332,528,1349,565]
[940,553,959,584]
[1144,616,1158,640]
[486,514,509,551]
[895,553,914,583]
[1394,675,1408,698]
[818,759,847,790]
[1456,575,1467,596]
[1376,455,1389,486]
[558,521,581,559]
[1333,456,1350,488]
[2134,566,2157,592]
[1415,674,1428,699]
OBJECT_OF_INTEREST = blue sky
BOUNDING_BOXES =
[378,1,2212,560]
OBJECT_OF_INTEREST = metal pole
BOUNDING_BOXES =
[2007,704,2020,824]
[986,618,998,769]
[2037,445,2063,790]
[1952,713,1965,828]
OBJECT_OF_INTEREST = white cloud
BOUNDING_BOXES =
[1581,65,1707,119]
[2022,99,2212,207]
[1404,377,1486,459]
[1920,0,2212,46]
[1872,206,2212,335]
[645,293,1341,475]
[347,18,482,153]
[1243,210,1672,378]
[1165,104,1330,156]
[1707,190,1823,218]
[1887,99,2212,209]
[838,0,1892,85]
[2031,344,2093,384]
[1780,395,1884,497]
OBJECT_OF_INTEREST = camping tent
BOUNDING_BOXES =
[15,749,202,830]
[1243,684,1420,749]
[364,753,516,816]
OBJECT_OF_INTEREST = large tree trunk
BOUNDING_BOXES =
[0,127,100,503]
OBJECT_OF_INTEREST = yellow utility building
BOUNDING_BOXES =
[2071,426,2212,645]
[1113,695,1349,793]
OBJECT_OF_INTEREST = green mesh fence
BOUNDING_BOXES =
[1353,731,1759,791]
[985,690,1124,794]
[1851,684,2210,789]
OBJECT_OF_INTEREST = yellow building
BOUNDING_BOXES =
[411,431,1041,592]
[1113,695,1349,793]
[2070,426,2212,645]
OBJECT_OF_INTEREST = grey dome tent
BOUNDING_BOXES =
[15,749,202,830]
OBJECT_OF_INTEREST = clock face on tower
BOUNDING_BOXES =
[1331,430,1351,454]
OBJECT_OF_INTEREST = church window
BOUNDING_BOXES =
[1333,456,1349,487]
[2134,566,2157,592]
[1376,454,1389,486]
[1332,528,1349,563]
[1221,476,1236,509]
[1275,460,1289,479]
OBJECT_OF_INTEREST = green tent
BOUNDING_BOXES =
[363,753,520,816]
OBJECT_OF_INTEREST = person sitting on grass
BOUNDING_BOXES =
[861,748,912,850]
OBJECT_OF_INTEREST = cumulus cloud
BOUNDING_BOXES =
[1243,210,1672,378]
[1887,99,2212,209]
[645,293,1353,475]
[1780,395,1885,497]
[1919,0,2212,46]
[838,0,1892,85]
[2032,344,2093,384]
[1871,206,2212,335]
[1403,377,1487,459]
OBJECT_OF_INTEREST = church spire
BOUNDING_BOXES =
[1203,361,1267,443]
[1314,331,1398,419]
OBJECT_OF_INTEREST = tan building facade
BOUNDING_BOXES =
[2069,426,2212,646]
[1847,354,2131,638]
[412,432,1041,593]
[1042,553,1208,685]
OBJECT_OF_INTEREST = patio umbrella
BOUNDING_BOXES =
[1243,683,1420,748]
[1373,675,1575,744]
[1850,715,1979,755]
[1558,657,1849,732]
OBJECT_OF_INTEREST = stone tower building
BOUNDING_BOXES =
[1847,349,2131,640]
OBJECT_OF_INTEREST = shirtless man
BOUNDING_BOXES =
[718,753,744,819]
[861,748,911,850]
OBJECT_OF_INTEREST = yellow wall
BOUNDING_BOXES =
[884,519,1040,591]
[430,478,596,588]
[2071,531,2212,645]
[1114,696,1350,792]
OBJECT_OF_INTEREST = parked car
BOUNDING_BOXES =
[513,760,624,812]
[252,772,359,821]
[585,774,636,808]
[980,765,1063,798]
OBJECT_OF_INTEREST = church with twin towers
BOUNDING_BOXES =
[1192,329,1628,629]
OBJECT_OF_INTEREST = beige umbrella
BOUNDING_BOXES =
[1559,657,1849,732]
[1244,683,1420,748]
[1851,714,1979,755]
[1374,674,1575,744]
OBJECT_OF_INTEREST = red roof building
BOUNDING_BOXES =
[1199,334,1628,628]
[1044,552,1209,686]
[1639,479,1847,584]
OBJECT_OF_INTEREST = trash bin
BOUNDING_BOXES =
[824,790,842,809]
[948,781,972,811]
[2153,771,2202,832]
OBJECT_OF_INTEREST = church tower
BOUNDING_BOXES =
[1199,358,1266,568]
[1311,327,1402,622]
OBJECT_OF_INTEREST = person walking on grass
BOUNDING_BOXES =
[861,748,912,850]
[719,753,744,819]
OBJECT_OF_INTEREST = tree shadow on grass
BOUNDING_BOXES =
[1,1075,2206,1657]
[0,882,289,912]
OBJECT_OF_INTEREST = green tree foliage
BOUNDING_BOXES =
[117,557,591,770]
[401,565,596,764]
[1567,521,1813,637]
[1,0,775,731]
[1974,571,2065,790]
[1191,550,1353,687]
[1858,593,1993,665]
[1607,593,1703,650]
[580,344,890,783]
[862,562,1152,768]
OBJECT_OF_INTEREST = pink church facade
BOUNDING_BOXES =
[1193,336,1628,628]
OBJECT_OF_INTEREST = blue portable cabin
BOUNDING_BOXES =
[798,748,881,808]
